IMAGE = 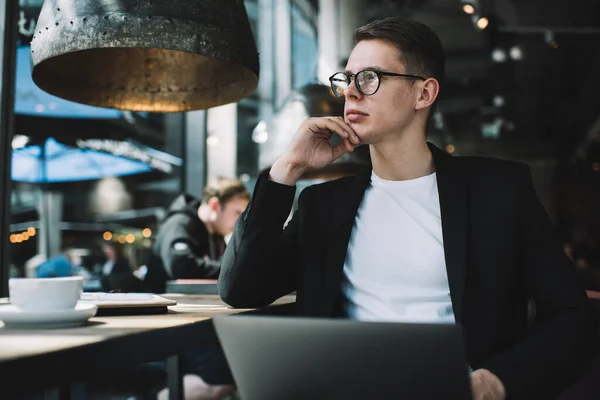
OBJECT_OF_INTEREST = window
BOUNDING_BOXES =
[291,2,318,88]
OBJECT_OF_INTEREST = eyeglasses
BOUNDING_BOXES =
[328,69,426,97]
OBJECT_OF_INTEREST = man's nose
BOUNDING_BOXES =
[344,77,362,100]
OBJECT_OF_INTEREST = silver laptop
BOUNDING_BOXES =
[213,315,472,400]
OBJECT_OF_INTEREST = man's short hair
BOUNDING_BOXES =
[203,177,250,205]
[354,17,445,88]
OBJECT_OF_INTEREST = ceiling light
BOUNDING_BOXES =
[509,46,523,60]
[491,49,507,63]
[11,135,29,149]
[462,4,475,14]
[493,96,505,107]
[252,120,269,144]
[476,17,489,30]
[31,0,259,112]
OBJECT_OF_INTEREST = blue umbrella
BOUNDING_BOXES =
[10,137,180,259]
[11,137,153,183]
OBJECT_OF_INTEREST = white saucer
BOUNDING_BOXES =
[0,302,98,329]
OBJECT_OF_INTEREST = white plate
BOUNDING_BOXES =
[0,302,98,329]
[80,293,176,308]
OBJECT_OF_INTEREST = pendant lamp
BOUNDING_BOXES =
[30,0,259,112]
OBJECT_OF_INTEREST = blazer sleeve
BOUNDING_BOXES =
[218,173,301,308]
[480,164,595,399]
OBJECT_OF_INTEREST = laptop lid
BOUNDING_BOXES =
[213,315,472,400]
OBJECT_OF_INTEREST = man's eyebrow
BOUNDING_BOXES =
[344,66,383,74]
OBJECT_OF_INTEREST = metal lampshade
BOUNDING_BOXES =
[30,0,259,112]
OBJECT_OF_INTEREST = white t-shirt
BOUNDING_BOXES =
[342,171,455,323]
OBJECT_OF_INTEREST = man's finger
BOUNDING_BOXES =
[311,119,353,143]
[331,141,350,160]
[328,117,360,145]
[334,116,360,144]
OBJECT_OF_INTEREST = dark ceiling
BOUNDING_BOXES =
[366,0,600,161]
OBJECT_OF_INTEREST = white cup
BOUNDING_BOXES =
[9,277,83,311]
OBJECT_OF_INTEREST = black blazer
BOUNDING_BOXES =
[219,144,595,399]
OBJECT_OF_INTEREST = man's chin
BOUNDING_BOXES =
[351,129,372,145]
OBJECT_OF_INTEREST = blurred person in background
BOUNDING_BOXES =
[37,247,82,278]
[145,177,250,294]
[143,178,249,400]
[100,241,144,292]
[566,225,600,292]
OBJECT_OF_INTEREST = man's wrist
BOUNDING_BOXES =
[477,369,506,398]
[269,157,305,186]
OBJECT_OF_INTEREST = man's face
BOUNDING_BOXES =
[213,196,249,237]
[102,244,116,260]
[343,39,420,144]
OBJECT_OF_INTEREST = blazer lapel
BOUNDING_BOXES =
[320,170,371,316]
[430,143,469,323]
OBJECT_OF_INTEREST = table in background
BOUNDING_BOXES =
[165,279,218,295]
[82,278,103,292]
[0,294,295,399]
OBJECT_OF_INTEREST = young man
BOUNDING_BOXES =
[219,17,594,399]
[145,177,250,293]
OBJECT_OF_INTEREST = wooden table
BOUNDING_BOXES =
[0,294,295,399]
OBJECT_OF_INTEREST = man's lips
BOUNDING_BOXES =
[345,109,368,122]
[345,109,368,116]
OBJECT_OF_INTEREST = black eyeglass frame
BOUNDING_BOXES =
[328,69,426,97]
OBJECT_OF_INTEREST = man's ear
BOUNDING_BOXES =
[208,196,220,211]
[415,78,440,111]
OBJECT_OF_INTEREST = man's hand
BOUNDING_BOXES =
[269,117,360,186]
[470,369,506,400]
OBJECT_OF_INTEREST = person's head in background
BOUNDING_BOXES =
[101,241,125,262]
[198,177,250,237]
[63,248,82,267]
